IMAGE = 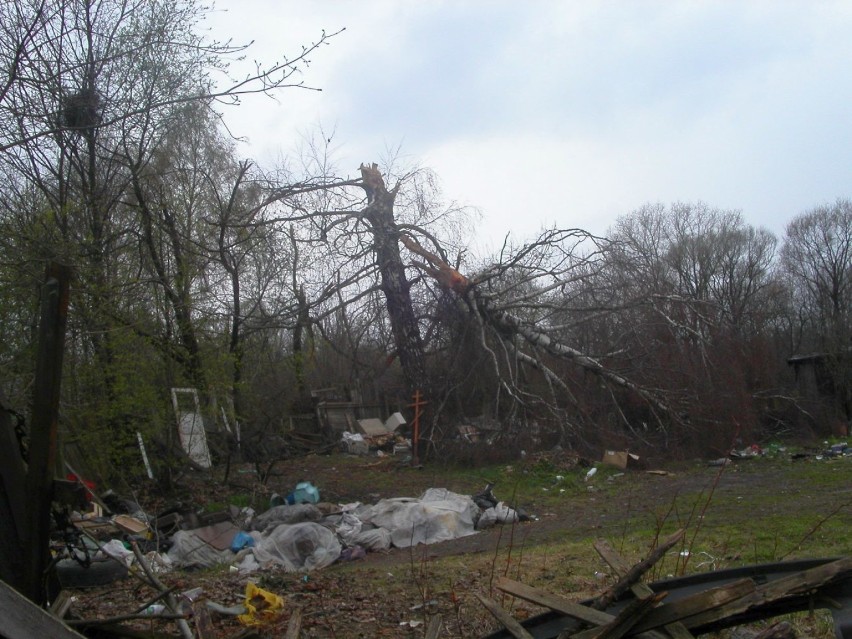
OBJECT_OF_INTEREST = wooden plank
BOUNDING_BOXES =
[661,623,698,639]
[572,578,756,639]
[590,529,684,611]
[675,556,852,630]
[284,607,302,639]
[595,539,697,639]
[48,590,74,619]
[476,593,536,639]
[496,577,614,626]
[581,593,666,639]
[425,614,443,639]
[193,599,215,639]
[633,578,755,632]
[0,578,87,639]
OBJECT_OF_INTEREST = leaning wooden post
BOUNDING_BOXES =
[408,390,427,465]
[24,262,71,604]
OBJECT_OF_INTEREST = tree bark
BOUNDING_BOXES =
[359,164,429,397]
[24,263,70,604]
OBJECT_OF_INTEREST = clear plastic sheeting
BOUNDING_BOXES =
[251,522,342,572]
[251,503,322,533]
[358,488,478,548]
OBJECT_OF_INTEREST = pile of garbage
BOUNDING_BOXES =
[55,480,534,587]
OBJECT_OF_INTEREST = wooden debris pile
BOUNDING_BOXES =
[478,529,852,639]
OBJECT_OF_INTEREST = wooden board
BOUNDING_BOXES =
[0,578,87,639]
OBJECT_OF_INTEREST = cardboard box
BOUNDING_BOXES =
[601,450,640,469]
[384,412,406,432]
[356,418,388,437]
[113,514,149,537]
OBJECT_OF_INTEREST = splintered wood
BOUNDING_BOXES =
[475,541,852,639]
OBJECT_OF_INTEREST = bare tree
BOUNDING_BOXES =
[781,199,851,421]
[0,0,339,153]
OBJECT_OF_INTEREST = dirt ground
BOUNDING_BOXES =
[64,449,852,638]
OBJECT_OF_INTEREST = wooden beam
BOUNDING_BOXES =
[581,593,666,639]
[496,577,613,626]
[0,578,86,639]
[595,539,696,639]
[476,593,536,639]
[284,607,302,639]
[425,614,443,639]
[590,529,684,611]
[676,556,852,630]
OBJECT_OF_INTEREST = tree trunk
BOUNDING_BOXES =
[360,164,429,397]
[24,263,70,604]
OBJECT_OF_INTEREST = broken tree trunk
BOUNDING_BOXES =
[360,163,430,398]
[24,263,71,605]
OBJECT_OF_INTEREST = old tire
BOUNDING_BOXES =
[54,557,127,588]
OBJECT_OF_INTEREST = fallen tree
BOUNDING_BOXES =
[399,231,677,437]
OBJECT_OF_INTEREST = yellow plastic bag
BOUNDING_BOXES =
[237,581,284,626]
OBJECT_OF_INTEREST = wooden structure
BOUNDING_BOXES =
[479,539,852,639]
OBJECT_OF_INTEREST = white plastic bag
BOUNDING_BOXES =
[335,512,363,546]
[98,539,135,567]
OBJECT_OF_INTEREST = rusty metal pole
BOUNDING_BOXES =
[24,263,70,604]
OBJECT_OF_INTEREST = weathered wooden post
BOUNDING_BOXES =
[23,262,70,604]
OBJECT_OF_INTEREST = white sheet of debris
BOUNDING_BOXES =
[354,488,479,548]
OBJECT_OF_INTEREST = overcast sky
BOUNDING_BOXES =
[205,1,852,252]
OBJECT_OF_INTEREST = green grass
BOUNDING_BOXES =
[192,451,850,638]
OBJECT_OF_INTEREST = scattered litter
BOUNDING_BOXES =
[230,531,255,552]
[472,482,497,510]
[338,545,366,561]
[708,457,732,467]
[113,514,149,537]
[237,582,283,626]
[286,481,321,505]
[206,601,247,616]
[341,431,368,455]
[477,502,519,530]
[142,603,166,616]
[98,539,134,567]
